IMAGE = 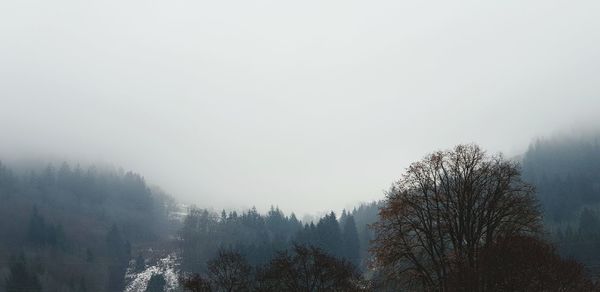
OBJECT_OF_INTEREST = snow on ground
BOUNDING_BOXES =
[124,253,180,292]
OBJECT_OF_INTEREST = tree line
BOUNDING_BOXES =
[3,138,600,291]
[182,245,366,291]
[179,144,598,291]
[179,206,363,272]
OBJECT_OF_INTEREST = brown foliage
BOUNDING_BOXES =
[371,144,542,290]
[449,235,596,291]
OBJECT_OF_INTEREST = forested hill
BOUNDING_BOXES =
[522,131,600,223]
[521,132,600,271]
[0,162,176,292]
[0,159,381,292]
[3,133,600,291]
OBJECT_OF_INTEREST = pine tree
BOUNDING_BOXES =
[341,215,360,267]
[26,206,46,246]
[339,209,348,227]
[316,212,343,257]
[145,274,167,292]
[578,208,599,238]
[106,224,130,291]
[5,253,41,292]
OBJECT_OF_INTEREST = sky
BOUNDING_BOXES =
[1,0,600,215]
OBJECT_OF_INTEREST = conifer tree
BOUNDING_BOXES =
[5,253,41,292]
[342,215,360,267]
[316,212,343,257]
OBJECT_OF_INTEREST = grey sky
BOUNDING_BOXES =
[1,0,599,215]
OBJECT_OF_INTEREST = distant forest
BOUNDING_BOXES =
[179,202,379,272]
[522,131,600,270]
[1,131,600,291]
[0,163,175,291]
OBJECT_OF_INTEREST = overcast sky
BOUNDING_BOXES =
[1,0,599,215]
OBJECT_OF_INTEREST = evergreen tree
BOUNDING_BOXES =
[5,253,41,292]
[135,253,146,272]
[26,206,46,246]
[316,212,343,257]
[578,208,600,238]
[106,224,130,291]
[145,274,167,292]
[339,209,348,227]
[341,215,360,267]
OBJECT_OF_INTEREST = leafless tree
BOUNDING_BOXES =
[181,273,212,292]
[206,249,253,292]
[181,249,253,292]
[257,244,367,291]
[371,144,541,291]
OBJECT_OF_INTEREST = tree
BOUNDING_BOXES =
[135,253,146,272]
[26,206,46,246]
[578,208,600,238]
[4,253,41,292]
[341,215,360,267]
[106,224,130,291]
[146,274,167,292]
[206,249,253,292]
[257,244,365,291]
[181,273,212,292]
[316,212,343,257]
[371,144,541,291]
[460,235,596,291]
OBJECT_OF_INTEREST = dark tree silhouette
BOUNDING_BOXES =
[454,235,596,291]
[257,244,365,291]
[341,215,360,267]
[106,224,131,291]
[371,144,541,291]
[26,206,46,246]
[181,274,212,292]
[206,250,253,292]
[146,274,167,292]
[316,212,343,258]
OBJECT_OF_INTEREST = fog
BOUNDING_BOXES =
[1,0,600,215]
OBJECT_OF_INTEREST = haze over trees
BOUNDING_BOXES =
[0,162,174,291]
[2,0,600,290]
[179,207,364,272]
[523,131,600,222]
[522,131,600,274]
[2,139,600,291]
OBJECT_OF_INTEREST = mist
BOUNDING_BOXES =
[1,0,600,215]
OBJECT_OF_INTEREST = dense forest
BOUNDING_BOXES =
[0,163,175,291]
[179,203,379,273]
[522,131,600,272]
[2,132,600,291]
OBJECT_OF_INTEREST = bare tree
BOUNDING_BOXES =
[206,250,253,292]
[181,273,211,292]
[257,244,366,291]
[182,249,253,292]
[371,144,541,291]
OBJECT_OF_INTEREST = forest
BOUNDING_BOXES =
[1,132,600,291]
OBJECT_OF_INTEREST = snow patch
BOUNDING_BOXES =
[124,253,180,292]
